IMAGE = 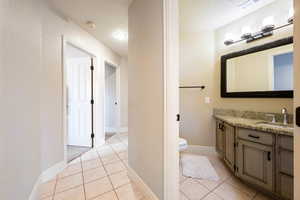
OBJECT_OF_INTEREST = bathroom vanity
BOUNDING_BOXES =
[214,111,294,200]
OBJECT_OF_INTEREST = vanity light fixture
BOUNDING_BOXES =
[241,26,252,40]
[224,14,293,46]
[224,33,235,46]
[261,16,275,33]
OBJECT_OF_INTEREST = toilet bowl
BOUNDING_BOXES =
[179,138,188,151]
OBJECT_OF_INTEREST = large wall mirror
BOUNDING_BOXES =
[221,37,293,98]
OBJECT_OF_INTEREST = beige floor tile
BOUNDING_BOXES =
[56,173,83,193]
[111,143,127,153]
[101,154,120,165]
[253,193,273,200]
[69,157,81,165]
[214,165,231,181]
[202,192,223,200]
[41,197,52,200]
[81,150,99,161]
[118,151,128,160]
[226,176,256,197]
[83,166,107,183]
[116,183,145,200]
[85,177,113,200]
[106,137,122,144]
[180,179,210,200]
[109,171,131,188]
[180,193,189,200]
[179,173,187,183]
[82,158,102,171]
[39,179,56,199]
[92,191,118,200]
[54,185,85,200]
[58,162,82,179]
[98,147,115,157]
[122,159,129,168]
[213,182,253,200]
[196,178,224,191]
[104,161,126,175]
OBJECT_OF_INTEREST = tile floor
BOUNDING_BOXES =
[67,145,91,163]
[39,133,274,200]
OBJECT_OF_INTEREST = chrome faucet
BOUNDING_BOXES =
[281,108,288,125]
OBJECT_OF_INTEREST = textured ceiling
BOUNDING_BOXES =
[50,0,132,57]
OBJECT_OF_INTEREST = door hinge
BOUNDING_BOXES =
[90,65,94,71]
[91,99,94,104]
[234,165,239,172]
[234,142,238,148]
[176,114,180,122]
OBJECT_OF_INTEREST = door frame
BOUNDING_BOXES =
[104,61,121,134]
[62,36,97,163]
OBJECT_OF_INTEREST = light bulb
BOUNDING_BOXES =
[288,8,294,23]
[242,26,252,35]
[225,33,234,41]
[262,16,274,27]
[289,8,294,19]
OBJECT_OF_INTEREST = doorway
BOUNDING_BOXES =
[105,62,119,140]
[64,43,94,162]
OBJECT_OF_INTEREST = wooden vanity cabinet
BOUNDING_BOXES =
[215,119,294,200]
[236,129,275,192]
[276,135,294,199]
[215,120,236,172]
[216,120,225,156]
[224,123,235,172]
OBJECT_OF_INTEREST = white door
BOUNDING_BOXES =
[105,63,117,131]
[67,57,91,147]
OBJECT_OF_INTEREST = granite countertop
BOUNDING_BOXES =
[214,114,294,137]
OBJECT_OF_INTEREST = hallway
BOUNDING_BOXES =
[38,132,145,200]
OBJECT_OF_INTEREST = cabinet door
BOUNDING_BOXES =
[216,120,225,156]
[278,173,293,200]
[237,140,274,192]
[224,123,235,172]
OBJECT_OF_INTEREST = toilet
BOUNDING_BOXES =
[179,137,188,151]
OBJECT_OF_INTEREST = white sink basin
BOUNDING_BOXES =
[256,122,293,129]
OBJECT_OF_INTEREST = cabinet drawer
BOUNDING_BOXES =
[237,128,274,146]
[279,136,293,151]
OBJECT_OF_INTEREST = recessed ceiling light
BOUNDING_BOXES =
[86,21,96,29]
[112,30,128,41]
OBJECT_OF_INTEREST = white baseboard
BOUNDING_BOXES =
[41,161,67,183]
[127,167,159,200]
[183,145,217,154]
[28,175,42,200]
[29,161,66,200]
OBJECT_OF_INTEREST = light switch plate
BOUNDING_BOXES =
[205,97,211,104]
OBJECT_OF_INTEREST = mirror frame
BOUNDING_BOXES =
[221,36,294,98]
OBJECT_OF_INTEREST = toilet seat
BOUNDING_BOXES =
[179,138,188,151]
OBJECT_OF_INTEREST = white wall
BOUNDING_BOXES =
[41,2,121,171]
[0,0,42,199]
[0,1,121,199]
[179,0,294,146]
[129,0,179,199]
[179,30,215,146]
[120,57,128,129]
[129,0,165,198]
